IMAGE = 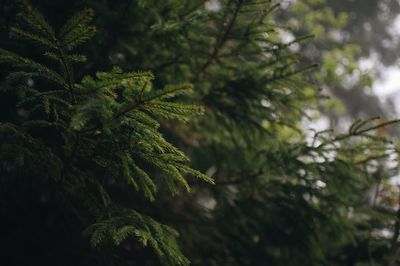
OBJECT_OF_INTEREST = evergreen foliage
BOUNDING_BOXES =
[0,1,399,266]
[0,1,211,265]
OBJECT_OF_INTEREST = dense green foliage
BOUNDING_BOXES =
[1,1,400,266]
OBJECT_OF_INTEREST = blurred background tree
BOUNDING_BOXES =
[276,0,400,130]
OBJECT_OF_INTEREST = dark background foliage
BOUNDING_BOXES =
[1,1,400,266]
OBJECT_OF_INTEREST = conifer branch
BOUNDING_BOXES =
[195,0,243,81]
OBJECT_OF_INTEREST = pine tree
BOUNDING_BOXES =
[1,1,399,266]
[0,1,212,265]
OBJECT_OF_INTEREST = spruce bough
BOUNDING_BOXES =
[1,1,400,266]
[0,2,212,265]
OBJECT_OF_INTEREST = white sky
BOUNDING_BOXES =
[374,66,400,97]
[371,14,400,107]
